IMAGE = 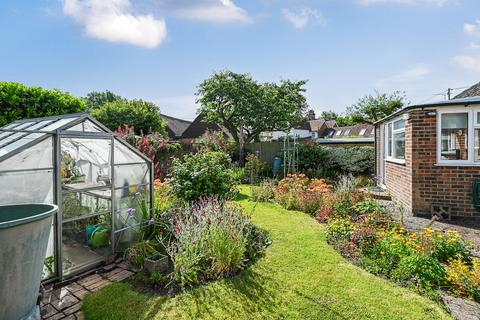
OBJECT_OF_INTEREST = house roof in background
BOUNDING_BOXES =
[181,114,230,139]
[160,114,191,139]
[454,82,480,100]
[330,123,374,138]
[316,137,374,144]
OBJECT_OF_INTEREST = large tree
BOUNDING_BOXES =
[84,90,121,111]
[346,91,406,124]
[0,82,86,126]
[196,70,307,164]
[91,99,167,136]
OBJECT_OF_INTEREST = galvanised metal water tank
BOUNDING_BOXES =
[0,204,57,320]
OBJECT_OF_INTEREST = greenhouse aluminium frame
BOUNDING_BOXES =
[0,113,154,281]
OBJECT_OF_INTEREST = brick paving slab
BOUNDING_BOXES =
[40,304,58,318]
[72,289,89,300]
[50,294,79,311]
[62,315,76,320]
[64,282,83,293]
[103,263,116,271]
[104,267,123,278]
[108,269,134,282]
[63,302,83,315]
[74,312,85,320]
[45,312,65,320]
[88,280,112,292]
[77,274,102,286]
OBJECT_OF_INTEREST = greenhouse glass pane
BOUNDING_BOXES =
[62,189,111,222]
[66,120,104,133]
[113,187,150,230]
[1,122,20,129]
[0,169,54,205]
[113,139,145,164]
[0,133,46,158]
[62,213,112,275]
[42,117,79,131]
[113,227,140,252]
[61,138,111,188]
[0,132,27,147]
[12,121,36,130]
[0,136,52,171]
[114,163,150,188]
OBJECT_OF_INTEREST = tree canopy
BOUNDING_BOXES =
[346,91,406,124]
[0,82,86,127]
[84,90,121,111]
[91,99,167,136]
[196,70,308,163]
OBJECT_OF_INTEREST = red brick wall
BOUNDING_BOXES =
[377,109,480,220]
[409,110,480,219]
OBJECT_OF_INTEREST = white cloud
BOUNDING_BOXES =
[172,0,251,23]
[63,0,167,48]
[470,42,480,49]
[375,65,431,87]
[281,7,325,29]
[463,20,480,36]
[452,55,480,72]
[357,0,455,5]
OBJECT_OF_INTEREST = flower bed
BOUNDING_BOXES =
[253,174,479,304]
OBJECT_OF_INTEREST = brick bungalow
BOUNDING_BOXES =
[374,87,480,222]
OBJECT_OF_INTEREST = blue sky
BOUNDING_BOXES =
[1,0,480,120]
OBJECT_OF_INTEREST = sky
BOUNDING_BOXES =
[1,0,480,121]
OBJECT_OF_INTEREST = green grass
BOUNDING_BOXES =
[83,186,451,320]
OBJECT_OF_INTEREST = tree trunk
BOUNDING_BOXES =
[238,122,246,166]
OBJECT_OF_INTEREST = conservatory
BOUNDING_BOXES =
[0,114,153,281]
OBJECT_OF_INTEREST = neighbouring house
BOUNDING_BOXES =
[260,111,337,141]
[181,113,231,142]
[374,89,480,222]
[316,123,374,147]
[160,114,192,140]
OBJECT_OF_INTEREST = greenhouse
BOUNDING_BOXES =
[0,114,153,281]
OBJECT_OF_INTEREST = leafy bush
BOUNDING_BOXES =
[446,258,480,301]
[244,154,269,184]
[296,145,374,178]
[92,99,167,135]
[326,218,354,244]
[169,151,239,201]
[158,196,266,287]
[352,198,385,216]
[196,130,237,158]
[275,174,333,214]
[0,82,86,126]
[251,180,276,203]
[115,125,182,180]
[393,253,446,288]
[153,180,177,213]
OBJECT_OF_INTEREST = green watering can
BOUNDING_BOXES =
[85,224,110,248]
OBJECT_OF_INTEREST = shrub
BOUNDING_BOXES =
[393,253,446,288]
[275,174,333,214]
[154,180,177,213]
[0,82,86,126]
[251,180,276,203]
[296,145,374,178]
[92,99,167,135]
[352,198,385,216]
[196,130,237,158]
[169,151,239,202]
[446,258,480,301]
[244,154,269,184]
[159,197,266,287]
[326,218,354,244]
[115,125,182,180]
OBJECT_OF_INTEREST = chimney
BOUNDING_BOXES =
[307,110,316,120]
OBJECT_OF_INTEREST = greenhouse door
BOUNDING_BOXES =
[58,136,114,278]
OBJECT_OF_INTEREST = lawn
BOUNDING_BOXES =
[83,186,451,320]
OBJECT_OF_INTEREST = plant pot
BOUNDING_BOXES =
[144,254,169,274]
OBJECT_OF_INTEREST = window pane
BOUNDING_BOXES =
[387,123,392,157]
[0,170,54,205]
[393,132,405,159]
[475,129,480,162]
[441,113,468,160]
[62,189,111,222]
[394,119,405,130]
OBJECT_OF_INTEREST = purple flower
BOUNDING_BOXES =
[148,218,154,225]
[135,192,141,197]
[126,208,136,214]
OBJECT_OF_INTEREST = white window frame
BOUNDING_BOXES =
[437,106,480,165]
[385,117,405,163]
